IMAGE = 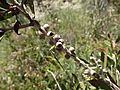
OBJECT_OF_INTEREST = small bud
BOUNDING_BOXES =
[58,39,64,44]
[53,34,61,42]
[43,24,49,31]
[65,51,71,59]
[38,31,45,39]
[69,47,75,54]
[65,54,70,59]
[56,42,63,51]
[47,31,55,37]
[49,38,55,45]
[93,73,100,79]
[56,42,63,47]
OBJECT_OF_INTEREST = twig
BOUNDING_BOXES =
[4,23,33,31]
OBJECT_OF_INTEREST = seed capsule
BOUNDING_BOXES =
[58,39,64,44]
[69,47,75,55]
[56,42,63,47]
[56,42,63,51]
[53,34,61,42]
[65,51,71,59]
[43,24,49,31]
[47,31,55,37]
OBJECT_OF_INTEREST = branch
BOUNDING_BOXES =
[4,23,32,31]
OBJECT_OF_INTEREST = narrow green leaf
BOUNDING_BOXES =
[117,65,120,72]
[0,29,5,37]
[72,73,79,84]
[116,35,120,43]
[61,84,67,90]
[0,11,15,21]
[100,51,105,62]
[14,20,21,35]
[76,84,80,90]
[107,72,117,86]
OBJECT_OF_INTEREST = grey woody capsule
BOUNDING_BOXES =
[47,31,55,36]
[43,24,49,31]
[56,42,63,51]
[58,39,64,44]
[69,47,75,54]
[56,42,63,47]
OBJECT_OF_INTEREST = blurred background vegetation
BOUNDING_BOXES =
[0,0,120,89]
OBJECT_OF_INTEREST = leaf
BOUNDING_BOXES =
[14,20,21,35]
[0,5,19,21]
[107,55,114,67]
[100,52,114,68]
[27,2,34,14]
[100,51,105,62]
[49,46,55,51]
[21,0,27,4]
[7,0,15,3]
[0,7,19,21]
[76,84,80,90]
[117,65,120,72]
[104,40,111,47]
[72,73,81,90]
[72,73,79,84]
[0,0,10,9]
[116,35,120,43]
[22,0,35,14]
[89,79,100,88]
[0,11,13,21]
[89,79,112,90]
[0,29,5,37]
[61,84,67,90]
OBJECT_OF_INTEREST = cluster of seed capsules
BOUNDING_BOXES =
[33,22,100,77]
[37,24,76,59]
